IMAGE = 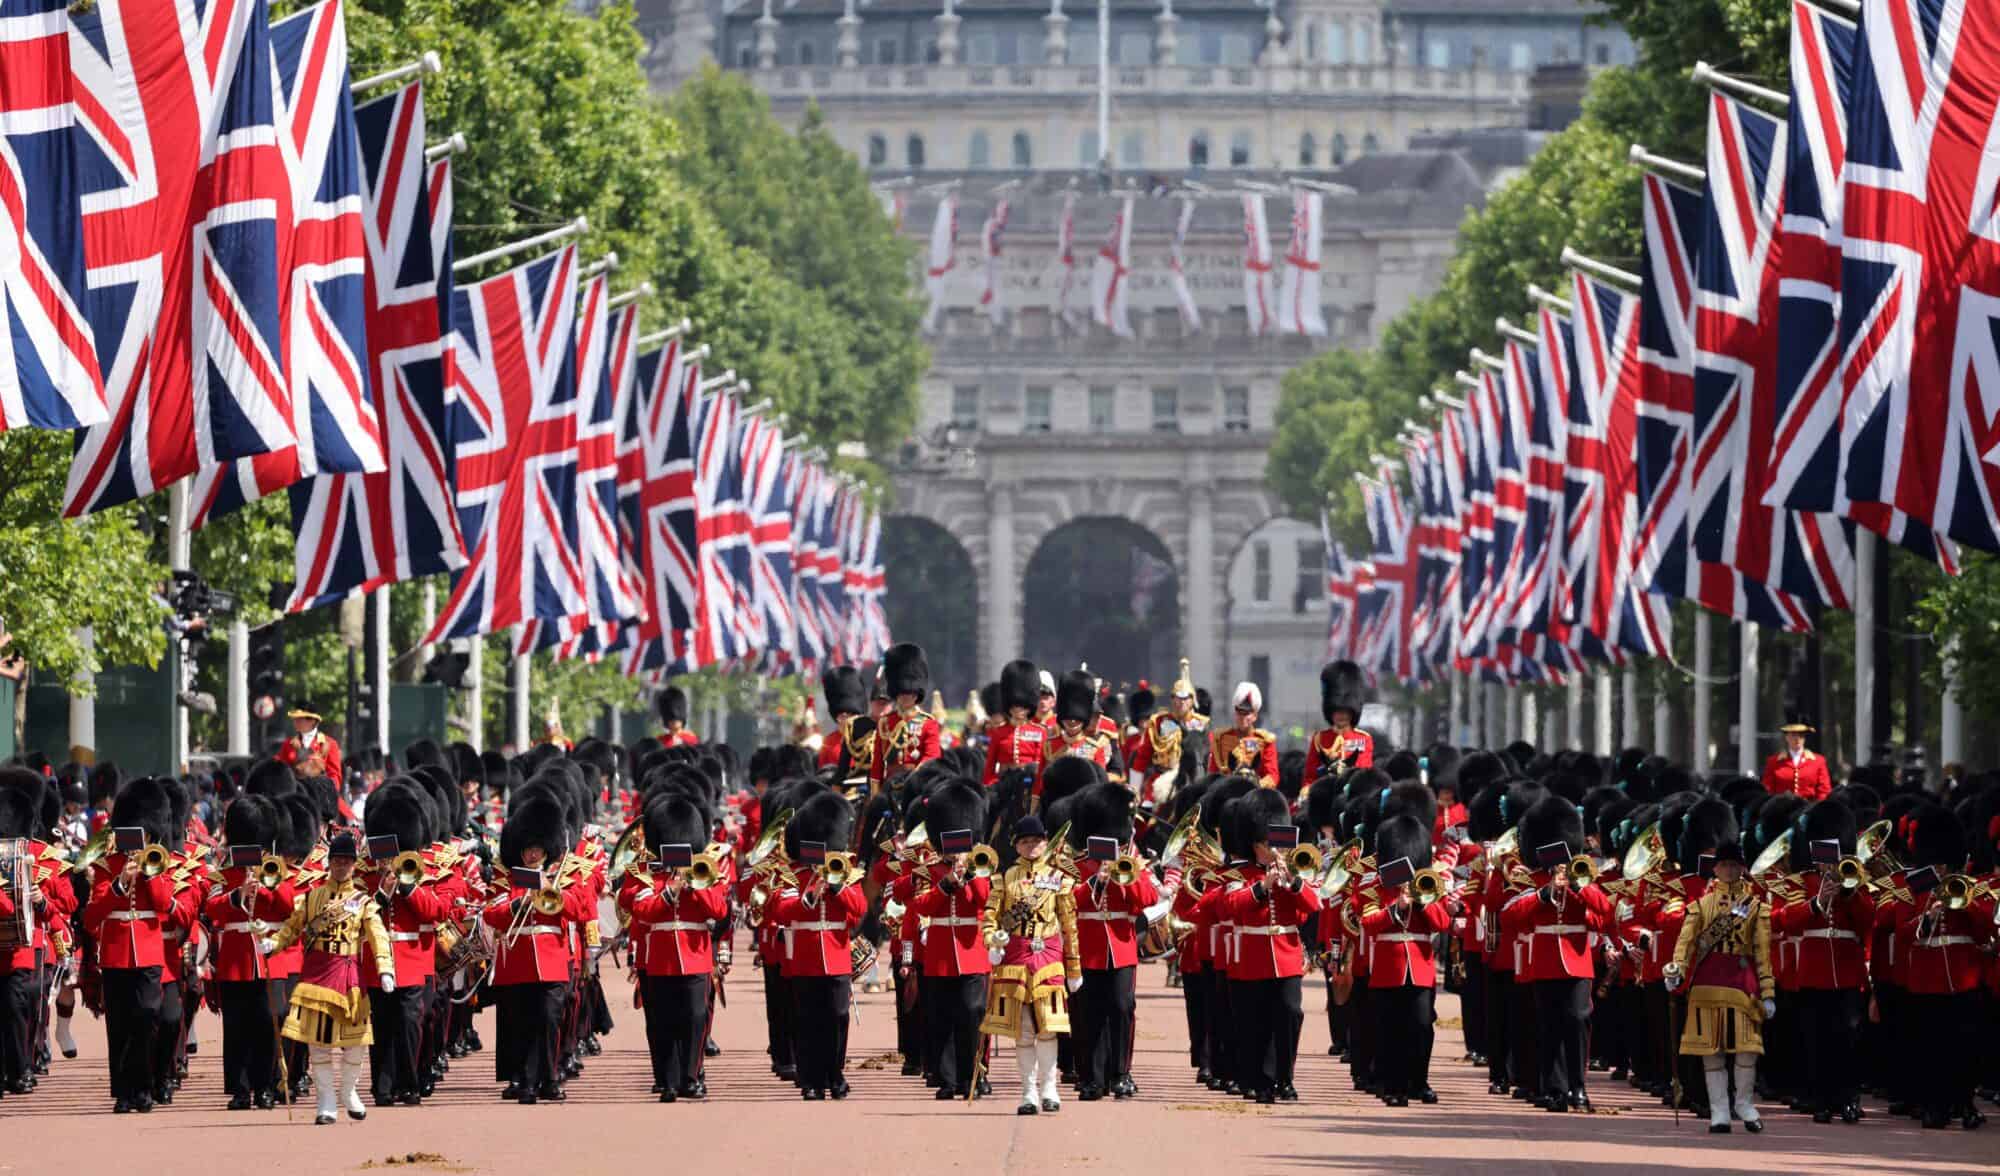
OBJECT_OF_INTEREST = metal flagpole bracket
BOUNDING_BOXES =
[636,317,693,347]
[352,50,443,97]
[1526,283,1573,313]
[607,282,654,310]
[1453,370,1482,390]
[689,343,712,362]
[1561,246,1642,289]
[1420,391,1467,412]
[735,382,756,399]
[1291,178,1357,197]
[696,369,738,393]
[741,397,773,416]
[581,251,620,280]
[425,133,468,163]
[452,216,589,274]
[1495,317,1539,346]
[1691,60,1790,110]
[1627,143,1706,185]
[1469,347,1506,372]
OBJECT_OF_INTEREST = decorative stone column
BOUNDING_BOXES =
[755,0,780,68]
[987,483,1020,675]
[1043,0,1070,65]
[935,0,961,66]
[1154,0,1178,64]
[837,0,862,68]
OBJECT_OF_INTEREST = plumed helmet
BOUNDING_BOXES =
[1000,660,1041,715]
[1319,660,1368,724]
[883,642,930,699]
[223,793,280,852]
[364,780,436,859]
[656,685,689,727]
[1073,784,1136,845]
[1055,670,1097,725]
[1372,813,1433,872]
[1517,794,1585,864]
[1224,787,1291,860]
[821,665,867,719]
[500,789,572,869]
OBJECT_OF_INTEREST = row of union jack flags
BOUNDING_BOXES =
[1322,0,1985,688]
[2,0,887,675]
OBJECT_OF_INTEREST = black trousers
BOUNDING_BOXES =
[1485,966,1513,1086]
[1236,975,1303,1094]
[1535,977,1591,1098]
[892,965,923,1070]
[1179,964,1208,1070]
[1460,955,1487,1059]
[1373,984,1436,1098]
[1206,971,1235,1084]
[1509,972,1540,1094]
[496,981,566,1092]
[1075,966,1136,1091]
[216,980,279,1097]
[1795,987,1861,1111]
[368,984,427,1100]
[762,964,794,1070]
[0,967,34,1087]
[789,975,850,1091]
[101,966,161,1101]
[1909,991,1980,1115]
[921,972,986,1092]
[641,974,710,1092]
[1638,981,1671,1086]
[1351,979,1378,1087]
[151,976,183,1088]
[1325,967,1347,1055]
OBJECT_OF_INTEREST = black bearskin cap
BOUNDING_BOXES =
[1000,660,1041,715]
[657,685,689,727]
[500,789,572,868]
[883,642,929,699]
[1073,784,1136,846]
[822,666,867,719]
[1224,788,1291,860]
[1319,660,1368,724]
[1518,794,1585,863]
[364,781,435,859]
[1055,670,1096,725]
[1372,813,1432,872]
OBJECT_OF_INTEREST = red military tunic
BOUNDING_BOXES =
[1071,860,1158,971]
[870,708,941,786]
[1208,727,1280,789]
[621,871,729,976]
[82,860,178,970]
[1040,728,1110,795]
[201,873,298,981]
[1304,726,1374,783]
[1770,876,1874,990]
[1760,749,1831,801]
[359,871,451,988]
[981,721,1046,790]
[1362,895,1449,987]
[909,874,993,976]
[1896,898,1998,995]
[771,884,867,977]
[275,729,343,783]
[816,725,845,770]
[659,728,700,748]
[13,841,78,971]
[1499,878,1615,981]
[481,881,594,984]
[1218,863,1321,980]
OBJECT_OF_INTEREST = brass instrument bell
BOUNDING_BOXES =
[967,844,1000,878]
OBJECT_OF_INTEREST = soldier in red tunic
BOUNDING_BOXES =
[1040,671,1112,787]
[1305,660,1374,790]
[1216,787,1321,1104]
[909,782,993,1099]
[1361,814,1448,1107]
[622,793,729,1103]
[870,644,942,788]
[1068,784,1155,1102]
[656,686,699,747]
[981,660,1046,791]
[816,666,868,772]
[1761,718,1831,801]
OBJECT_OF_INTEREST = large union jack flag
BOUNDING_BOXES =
[1456,371,1500,664]
[621,341,694,677]
[1320,510,1357,661]
[1691,91,1855,606]
[284,81,459,611]
[64,0,296,516]
[191,0,379,525]
[741,414,797,662]
[788,459,829,668]
[1840,0,2000,553]
[427,244,584,642]
[689,388,752,666]
[2,0,105,431]
[1356,465,1416,683]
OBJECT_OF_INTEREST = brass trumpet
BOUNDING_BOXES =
[1411,867,1446,904]
[257,853,287,889]
[1567,854,1598,887]
[818,851,858,887]
[1835,856,1867,891]
[685,851,723,891]
[1106,854,1141,886]
[967,844,1001,878]
[390,850,427,888]
[1288,844,1324,878]
[138,843,172,877]
[1942,873,1994,911]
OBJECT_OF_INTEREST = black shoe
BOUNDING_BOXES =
[1042,1097,1060,1113]
[1709,1123,1730,1134]
[419,1079,436,1098]
[1543,1095,1567,1113]
[348,1103,367,1122]
[1743,1117,1763,1134]
[775,1064,797,1081]
[227,1092,253,1111]
[1813,1110,1833,1124]
[562,1058,583,1079]
[1609,1067,1628,1083]
[1224,1080,1241,1096]
[1196,1068,1213,1087]
[924,1073,943,1088]
[803,1088,824,1101]
[1328,1045,1339,1056]
[1256,1089,1277,1105]
[315,1111,336,1125]
[1841,1102,1862,1123]
[1965,1110,1987,1130]
[539,1083,566,1103]
[502,1082,522,1101]
[1078,1085,1103,1101]
[518,1092,537,1106]
[936,1085,958,1100]
[583,1037,601,1057]
[1279,1084,1298,1102]
[255,1091,275,1110]
[704,1039,721,1058]
[830,1079,849,1100]
[132,1094,153,1113]
[1922,1110,1949,1129]
[1488,1080,1509,1096]
[153,1085,173,1106]
[659,1089,677,1103]
[1568,1092,1590,1112]
[977,1078,992,1097]
[1114,1083,1135,1101]
[902,1060,923,1077]
[1420,1088,1439,1105]
[1387,1095,1408,1107]
[1016,1100,1036,1115]
[399,1092,423,1107]
[114,1098,131,1114]
[684,1079,707,1100]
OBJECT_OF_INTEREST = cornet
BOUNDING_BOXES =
[1834,856,1867,890]
[1105,854,1141,887]
[1566,854,1598,887]
[967,844,1001,879]
[817,851,858,887]
[1411,867,1446,904]
[389,851,427,888]
[684,851,723,891]
[1942,873,1994,911]
[1288,844,1324,878]
[138,843,172,877]
[257,854,287,889]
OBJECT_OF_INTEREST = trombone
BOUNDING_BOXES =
[501,881,566,949]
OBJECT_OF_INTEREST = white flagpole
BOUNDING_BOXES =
[1693,611,1713,774]
[1941,637,1964,773]
[1468,674,1485,749]
[608,281,654,310]
[467,637,485,752]
[510,626,530,751]
[453,216,590,274]
[351,51,442,97]
[1853,530,1875,767]
[168,481,190,773]
[425,133,467,163]
[1738,622,1760,776]
[637,318,693,348]
[1621,666,1639,751]
[226,621,248,755]
[1565,675,1583,752]
[1594,671,1614,756]
[70,629,96,761]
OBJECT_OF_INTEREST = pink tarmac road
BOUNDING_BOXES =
[3,939,1994,1175]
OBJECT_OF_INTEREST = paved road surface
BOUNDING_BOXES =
[3,938,1994,1175]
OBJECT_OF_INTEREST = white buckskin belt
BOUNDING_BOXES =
[416,924,437,933]
[106,911,154,923]
[389,931,422,943]
[219,921,266,934]
[1378,933,1427,944]
[1535,924,1586,935]
[512,925,562,937]
[648,922,710,933]
[793,921,844,932]
[1922,936,1975,947]
[1238,925,1295,936]
[1077,912,1127,923]
[1801,929,1857,942]
[929,917,980,928]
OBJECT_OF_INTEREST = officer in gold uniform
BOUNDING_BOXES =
[1207,683,1279,789]
[1129,660,1204,806]
[1665,841,1774,1135]
[979,816,1081,1115]
[262,833,395,1126]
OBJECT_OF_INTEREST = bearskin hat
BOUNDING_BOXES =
[1596,795,1638,853]
[110,776,175,847]
[1278,748,1308,803]
[922,780,988,853]
[1453,751,1512,801]
[1467,780,1543,845]
[1224,787,1292,860]
[656,685,689,728]
[978,682,1002,722]
[364,780,435,859]
[1675,797,1739,873]
[992,659,1036,716]
[1054,670,1096,725]
[1342,766,1394,805]
[500,789,572,869]
[1372,813,1433,872]
[0,768,42,840]
[243,757,300,800]
[1377,779,1438,830]
[1518,794,1585,863]
[402,739,448,775]
[222,793,280,852]
[1039,754,1105,814]
[786,790,854,860]
[883,642,930,699]
[1319,660,1368,724]
[1752,793,1808,865]
[1305,778,1345,835]
[1906,802,1967,872]
[644,792,709,855]
[1200,775,1256,842]
[1792,798,1858,869]
[1073,784,1136,846]
[821,665,867,719]
[275,794,318,860]
[1382,749,1422,785]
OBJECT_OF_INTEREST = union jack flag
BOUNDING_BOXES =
[1634,170,1814,632]
[1567,272,1673,659]
[1405,425,1458,674]
[2,0,105,431]
[191,0,381,524]
[64,0,296,517]
[1499,338,1562,657]
[690,387,752,666]
[621,342,694,677]
[600,313,656,659]
[1356,466,1416,683]
[787,459,827,668]
[1840,0,2000,553]
[1485,352,1532,654]
[1321,511,1356,661]
[854,504,889,661]
[740,414,796,661]
[284,81,460,611]
[427,244,584,643]
[1692,91,1854,606]
[1456,372,1499,664]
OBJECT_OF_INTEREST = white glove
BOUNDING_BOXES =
[1160,854,1183,872]
[987,947,1005,965]
[257,938,278,956]
[1065,976,1082,994]
[1761,998,1776,1020]
[381,977,396,995]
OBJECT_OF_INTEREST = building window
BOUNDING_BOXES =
[1118,31,1150,64]
[875,37,899,65]
[736,42,755,68]
[1223,386,1250,432]
[923,38,939,64]
[1325,23,1346,64]
[1470,45,1487,67]
[1302,20,1318,61]
[1426,40,1450,69]
[1088,386,1115,432]
[1362,131,1380,153]
[1509,41,1531,70]
[1077,129,1100,167]
[867,133,887,167]
[1188,131,1210,168]
[1151,386,1179,432]
[1299,132,1316,167]
[1331,132,1348,164]
[1295,539,1326,611]
[1594,42,1611,65]
[1252,541,1271,603]
[950,385,980,431]
[1354,24,1371,63]
[1229,131,1251,167]
[1248,654,1271,707]
[1553,39,1573,64]
[966,32,994,64]
[1221,33,1252,66]
[1119,130,1143,167]
[907,133,926,169]
[1011,131,1033,168]
[798,41,816,66]
[1025,386,1052,433]
[967,130,989,168]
